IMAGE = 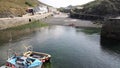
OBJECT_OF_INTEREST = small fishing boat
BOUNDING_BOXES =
[0,33,51,68]
[23,51,51,63]
[0,55,43,68]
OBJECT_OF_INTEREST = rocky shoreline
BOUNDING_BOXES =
[44,13,102,28]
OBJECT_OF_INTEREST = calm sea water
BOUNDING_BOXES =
[0,26,120,68]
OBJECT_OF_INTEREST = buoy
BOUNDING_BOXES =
[6,62,9,66]
[12,65,15,68]
[8,63,12,67]
[46,58,49,60]
[42,60,45,62]
[68,23,75,26]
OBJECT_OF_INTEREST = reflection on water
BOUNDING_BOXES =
[101,38,120,54]
[42,62,52,68]
[0,26,120,68]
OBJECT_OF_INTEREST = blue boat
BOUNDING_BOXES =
[1,55,43,68]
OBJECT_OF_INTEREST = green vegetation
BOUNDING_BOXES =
[7,20,48,30]
[0,21,48,44]
[76,28,101,35]
[72,0,120,17]
[58,7,71,13]
[81,28,101,35]
[25,1,34,7]
[0,0,39,18]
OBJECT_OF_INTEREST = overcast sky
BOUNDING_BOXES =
[39,0,95,8]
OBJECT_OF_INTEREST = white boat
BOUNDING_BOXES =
[24,51,51,63]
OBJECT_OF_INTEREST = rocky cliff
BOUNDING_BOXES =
[73,0,120,17]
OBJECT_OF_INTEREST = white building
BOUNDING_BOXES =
[48,7,57,12]
[34,4,48,14]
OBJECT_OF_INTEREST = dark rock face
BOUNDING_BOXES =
[69,12,104,20]
[101,19,120,40]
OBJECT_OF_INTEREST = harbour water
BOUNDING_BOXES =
[0,25,120,68]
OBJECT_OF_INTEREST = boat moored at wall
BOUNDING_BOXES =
[24,51,51,63]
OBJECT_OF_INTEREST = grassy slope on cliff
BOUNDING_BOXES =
[0,0,39,18]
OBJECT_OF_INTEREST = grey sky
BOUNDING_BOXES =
[39,0,94,8]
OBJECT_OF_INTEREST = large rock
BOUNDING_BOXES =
[101,19,120,40]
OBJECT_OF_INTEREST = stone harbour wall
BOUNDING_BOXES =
[101,19,120,40]
[0,13,52,30]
